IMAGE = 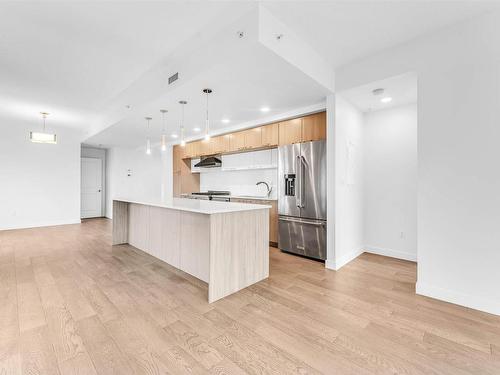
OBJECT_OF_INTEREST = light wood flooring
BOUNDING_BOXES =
[1,218,500,374]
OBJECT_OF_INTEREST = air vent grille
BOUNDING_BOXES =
[168,72,179,85]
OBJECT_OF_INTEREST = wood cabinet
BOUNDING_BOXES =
[173,145,184,173]
[210,134,230,154]
[302,112,326,142]
[243,127,262,149]
[261,123,279,147]
[199,139,211,157]
[229,131,246,152]
[279,118,302,145]
[231,198,278,245]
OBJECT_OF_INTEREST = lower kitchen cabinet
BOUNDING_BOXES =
[232,198,278,245]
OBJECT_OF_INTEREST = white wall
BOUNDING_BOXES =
[105,146,173,218]
[336,11,500,315]
[328,95,364,269]
[363,104,417,261]
[0,118,82,230]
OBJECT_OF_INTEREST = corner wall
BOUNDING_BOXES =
[336,11,500,315]
[327,95,364,269]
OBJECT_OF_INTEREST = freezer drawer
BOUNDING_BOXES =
[278,216,326,260]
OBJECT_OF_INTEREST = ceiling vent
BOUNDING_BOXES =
[168,72,179,85]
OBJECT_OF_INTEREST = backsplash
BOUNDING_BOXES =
[200,168,277,198]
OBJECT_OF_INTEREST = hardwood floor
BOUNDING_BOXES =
[1,218,500,374]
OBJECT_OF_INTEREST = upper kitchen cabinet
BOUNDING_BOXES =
[228,131,246,152]
[244,127,262,149]
[302,112,326,142]
[261,123,279,147]
[173,145,184,173]
[183,141,197,159]
[279,118,302,145]
[210,134,231,154]
[199,139,211,156]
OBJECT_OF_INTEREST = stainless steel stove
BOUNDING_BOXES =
[187,190,231,202]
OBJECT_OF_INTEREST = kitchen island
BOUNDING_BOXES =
[112,198,270,302]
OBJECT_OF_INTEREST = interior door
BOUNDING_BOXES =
[81,157,102,218]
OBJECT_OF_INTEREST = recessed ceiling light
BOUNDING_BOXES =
[380,97,392,103]
[221,118,230,124]
[171,133,178,138]
[260,106,270,113]
[193,127,201,132]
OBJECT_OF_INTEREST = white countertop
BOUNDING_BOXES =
[114,198,271,214]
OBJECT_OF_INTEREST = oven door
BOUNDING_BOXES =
[278,216,326,260]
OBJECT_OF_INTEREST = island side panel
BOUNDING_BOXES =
[208,208,269,303]
[128,203,150,251]
[180,211,210,283]
[112,200,129,245]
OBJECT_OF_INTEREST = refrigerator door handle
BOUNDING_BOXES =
[296,155,302,208]
[279,216,326,226]
[300,156,306,208]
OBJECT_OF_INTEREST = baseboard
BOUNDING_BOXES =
[364,246,417,262]
[0,219,82,231]
[416,282,500,316]
[325,247,364,271]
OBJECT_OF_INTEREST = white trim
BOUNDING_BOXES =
[364,246,417,262]
[1,219,81,231]
[416,282,500,317]
[325,247,364,271]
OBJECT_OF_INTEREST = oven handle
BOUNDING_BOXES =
[279,216,326,227]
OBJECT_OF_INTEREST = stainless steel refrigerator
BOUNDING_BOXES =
[278,140,327,260]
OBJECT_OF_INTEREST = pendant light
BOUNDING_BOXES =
[203,88,212,141]
[179,100,187,147]
[160,109,168,152]
[145,117,152,155]
[30,112,57,144]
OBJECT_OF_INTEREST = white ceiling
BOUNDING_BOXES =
[85,44,329,148]
[340,72,417,113]
[0,1,252,128]
[1,1,498,145]
[263,1,499,68]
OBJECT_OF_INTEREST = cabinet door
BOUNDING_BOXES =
[210,134,230,154]
[173,145,182,173]
[279,118,302,145]
[229,131,246,152]
[244,127,262,150]
[173,171,181,197]
[302,112,326,142]
[261,123,279,147]
[199,139,211,156]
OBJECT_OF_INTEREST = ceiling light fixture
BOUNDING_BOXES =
[260,106,270,113]
[381,97,393,103]
[160,109,168,152]
[171,133,178,139]
[179,100,187,147]
[145,117,152,155]
[203,88,212,141]
[222,118,230,124]
[30,112,57,144]
[193,127,201,132]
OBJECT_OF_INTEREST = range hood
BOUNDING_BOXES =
[194,156,222,168]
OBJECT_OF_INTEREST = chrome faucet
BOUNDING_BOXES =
[256,181,272,197]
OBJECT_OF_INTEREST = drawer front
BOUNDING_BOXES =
[278,216,326,260]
